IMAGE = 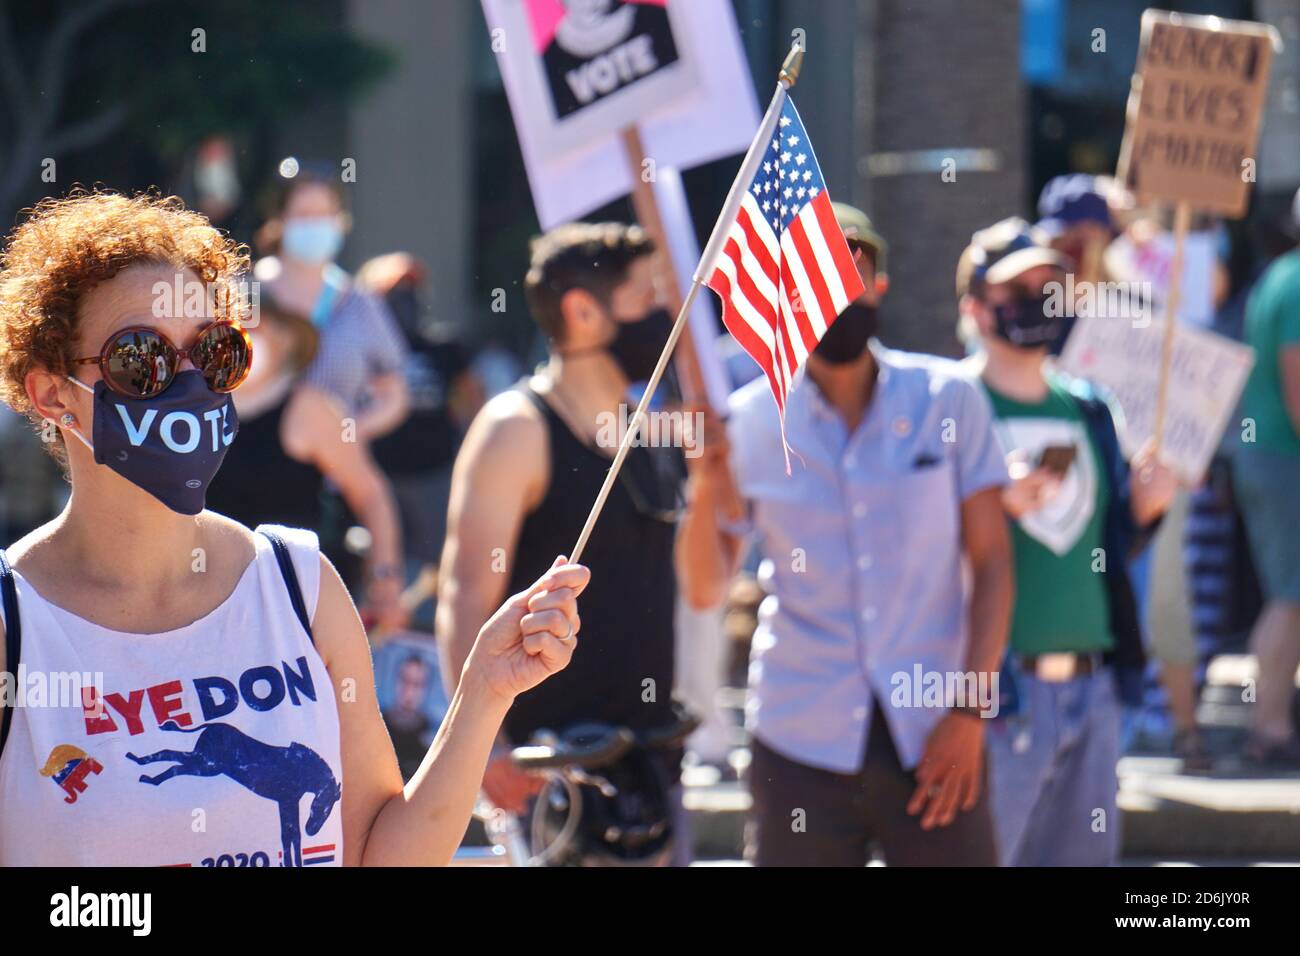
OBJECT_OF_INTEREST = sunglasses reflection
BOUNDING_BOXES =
[75,322,253,399]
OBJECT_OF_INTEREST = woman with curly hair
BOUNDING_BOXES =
[0,190,587,866]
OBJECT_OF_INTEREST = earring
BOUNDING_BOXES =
[60,413,75,427]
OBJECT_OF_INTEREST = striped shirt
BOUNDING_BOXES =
[303,278,409,416]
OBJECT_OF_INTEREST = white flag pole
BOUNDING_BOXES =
[568,44,805,565]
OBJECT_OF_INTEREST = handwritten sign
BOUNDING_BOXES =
[1059,313,1255,484]
[1117,10,1279,218]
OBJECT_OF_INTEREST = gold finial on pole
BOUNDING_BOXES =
[779,42,804,88]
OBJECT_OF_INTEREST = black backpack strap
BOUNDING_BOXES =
[260,531,314,644]
[0,548,22,760]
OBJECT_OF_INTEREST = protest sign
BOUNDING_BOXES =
[1115,9,1278,457]
[1104,227,1218,327]
[1058,313,1255,484]
[482,0,759,227]
[487,0,698,162]
[484,0,758,522]
[373,633,450,782]
[1117,9,1279,219]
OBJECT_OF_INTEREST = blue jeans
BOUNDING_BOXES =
[986,665,1121,866]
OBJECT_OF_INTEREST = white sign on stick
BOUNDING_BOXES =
[483,0,760,228]
[1104,229,1218,328]
[487,0,698,161]
[1058,313,1255,484]
[1116,9,1280,219]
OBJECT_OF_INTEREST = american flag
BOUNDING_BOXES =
[703,95,865,430]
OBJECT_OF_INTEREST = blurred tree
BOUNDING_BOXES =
[0,0,394,222]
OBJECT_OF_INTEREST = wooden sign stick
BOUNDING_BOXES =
[1152,200,1191,458]
[569,44,804,565]
[619,124,747,524]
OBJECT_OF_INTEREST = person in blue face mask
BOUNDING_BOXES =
[0,190,590,867]
[253,162,411,443]
[253,162,412,609]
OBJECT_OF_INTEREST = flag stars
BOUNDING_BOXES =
[741,110,826,228]
[710,100,845,423]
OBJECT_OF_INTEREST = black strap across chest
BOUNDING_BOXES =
[259,530,314,643]
[0,548,21,760]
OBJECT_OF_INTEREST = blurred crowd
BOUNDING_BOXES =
[1,160,1298,866]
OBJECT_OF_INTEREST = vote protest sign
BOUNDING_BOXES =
[1059,313,1255,484]
[483,0,758,227]
[487,0,699,163]
[1116,10,1279,219]
[483,0,760,431]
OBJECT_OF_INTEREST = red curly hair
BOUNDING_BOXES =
[0,189,250,455]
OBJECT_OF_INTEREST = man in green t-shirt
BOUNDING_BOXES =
[1235,190,1300,767]
[956,218,1176,865]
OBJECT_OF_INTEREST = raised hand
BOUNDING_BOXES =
[462,555,591,704]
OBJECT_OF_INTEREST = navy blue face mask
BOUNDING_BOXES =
[67,369,239,515]
[992,290,1062,350]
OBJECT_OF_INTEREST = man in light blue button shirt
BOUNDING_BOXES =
[680,205,1013,866]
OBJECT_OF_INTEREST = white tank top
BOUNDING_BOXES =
[0,525,345,867]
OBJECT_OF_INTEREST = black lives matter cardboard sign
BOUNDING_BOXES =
[1117,10,1280,218]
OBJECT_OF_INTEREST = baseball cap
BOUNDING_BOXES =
[955,217,1070,298]
[832,202,888,275]
[1035,174,1113,236]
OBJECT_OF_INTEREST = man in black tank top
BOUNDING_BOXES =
[437,223,710,864]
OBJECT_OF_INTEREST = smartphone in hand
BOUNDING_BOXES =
[1036,443,1076,476]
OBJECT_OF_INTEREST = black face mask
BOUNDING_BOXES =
[992,290,1061,350]
[607,306,673,383]
[384,284,421,339]
[813,302,878,365]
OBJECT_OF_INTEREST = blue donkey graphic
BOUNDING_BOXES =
[126,721,341,867]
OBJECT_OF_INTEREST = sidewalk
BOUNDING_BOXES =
[685,656,1300,862]
[1120,654,1300,859]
